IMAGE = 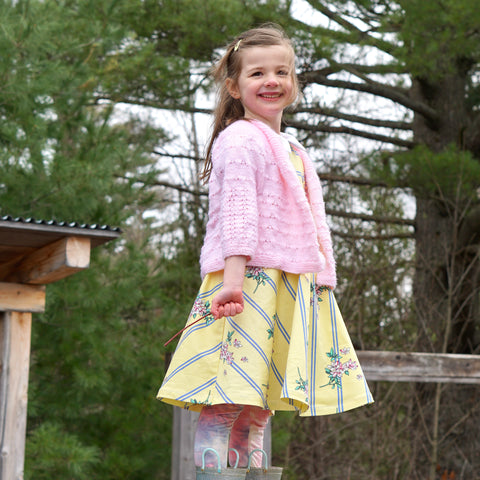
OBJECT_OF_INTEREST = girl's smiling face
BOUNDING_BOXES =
[226,45,295,133]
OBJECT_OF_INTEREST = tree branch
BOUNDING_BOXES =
[149,180,207,197]
[152,150,202,162]
[332,229,415,240]
[287,119,414,148]
[292,106,412,130]
[318,172,389,188]
[458,204,480,248]
[310,62,408,77]
[116,173,208,198]
[94,95,212,115]
[299,71,438,122]
[326,208,415,227]
[304,0,397,55]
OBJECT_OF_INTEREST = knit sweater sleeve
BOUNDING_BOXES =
[211,122,265,260]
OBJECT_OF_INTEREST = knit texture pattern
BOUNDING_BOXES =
[200,119,337,289]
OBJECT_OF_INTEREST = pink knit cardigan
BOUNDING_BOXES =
[200,119,337,289]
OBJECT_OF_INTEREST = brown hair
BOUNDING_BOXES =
[200,24,299,182]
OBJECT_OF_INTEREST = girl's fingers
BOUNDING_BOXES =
[212,302,243,319]
[214,306,224,320]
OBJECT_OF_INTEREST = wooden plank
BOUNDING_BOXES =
[0,252,33,282]
[0,245,35,264]
[0,312,32,480]
[171,408,199,480]
[6,236,91,285]
[0,283,46,313]
[357,350,480,384]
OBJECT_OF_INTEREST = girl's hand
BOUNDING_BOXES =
[211,287,244,319]
[211,255,248,319]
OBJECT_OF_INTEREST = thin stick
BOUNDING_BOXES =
[164,313,211,347]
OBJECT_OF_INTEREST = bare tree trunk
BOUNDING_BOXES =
[411,68,480,478]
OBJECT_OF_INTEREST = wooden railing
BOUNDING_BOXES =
[169,349,480,479]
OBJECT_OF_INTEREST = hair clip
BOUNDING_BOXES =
[234,39,242,52]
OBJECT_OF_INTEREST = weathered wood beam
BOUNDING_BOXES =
[0,283,46,313]
[6,236,91,285]
[171,409,199,480]
[357,350,480,384]
[0,312,32,480]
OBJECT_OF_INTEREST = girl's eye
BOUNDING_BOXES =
[251,71,263,77]
[278,70,289,76]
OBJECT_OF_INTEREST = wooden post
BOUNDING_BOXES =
[0,218,120,480]
[0,312,32,480]
[171,408,199,480]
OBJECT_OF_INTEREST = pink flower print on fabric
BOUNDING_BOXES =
[310,284,330,306]
[220,331,248,368]
[191,297,215,325]
[344,359,359,371]
[220,342,234,366]
[245,266,268,293]
[329,360,345,377]
[322,347,360,389]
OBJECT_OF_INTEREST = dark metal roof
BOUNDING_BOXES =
[0,215,121,265]
[0,215,121,233]
[0,216,121,283]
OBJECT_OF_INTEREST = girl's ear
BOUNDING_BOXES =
[226,78,240,99]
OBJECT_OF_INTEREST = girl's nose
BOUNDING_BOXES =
[264,75,279,87]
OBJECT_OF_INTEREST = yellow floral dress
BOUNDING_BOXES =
[157,144,373,416]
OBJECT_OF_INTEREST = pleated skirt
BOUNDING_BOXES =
[157,267,373,416]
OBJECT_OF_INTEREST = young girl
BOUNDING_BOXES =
[158,24,373,477]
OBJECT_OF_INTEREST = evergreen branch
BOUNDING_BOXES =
[287,119,414,148]
[299,71,438,121]
[326,208,415,226]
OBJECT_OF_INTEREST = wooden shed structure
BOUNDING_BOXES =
[0,215,120,480]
